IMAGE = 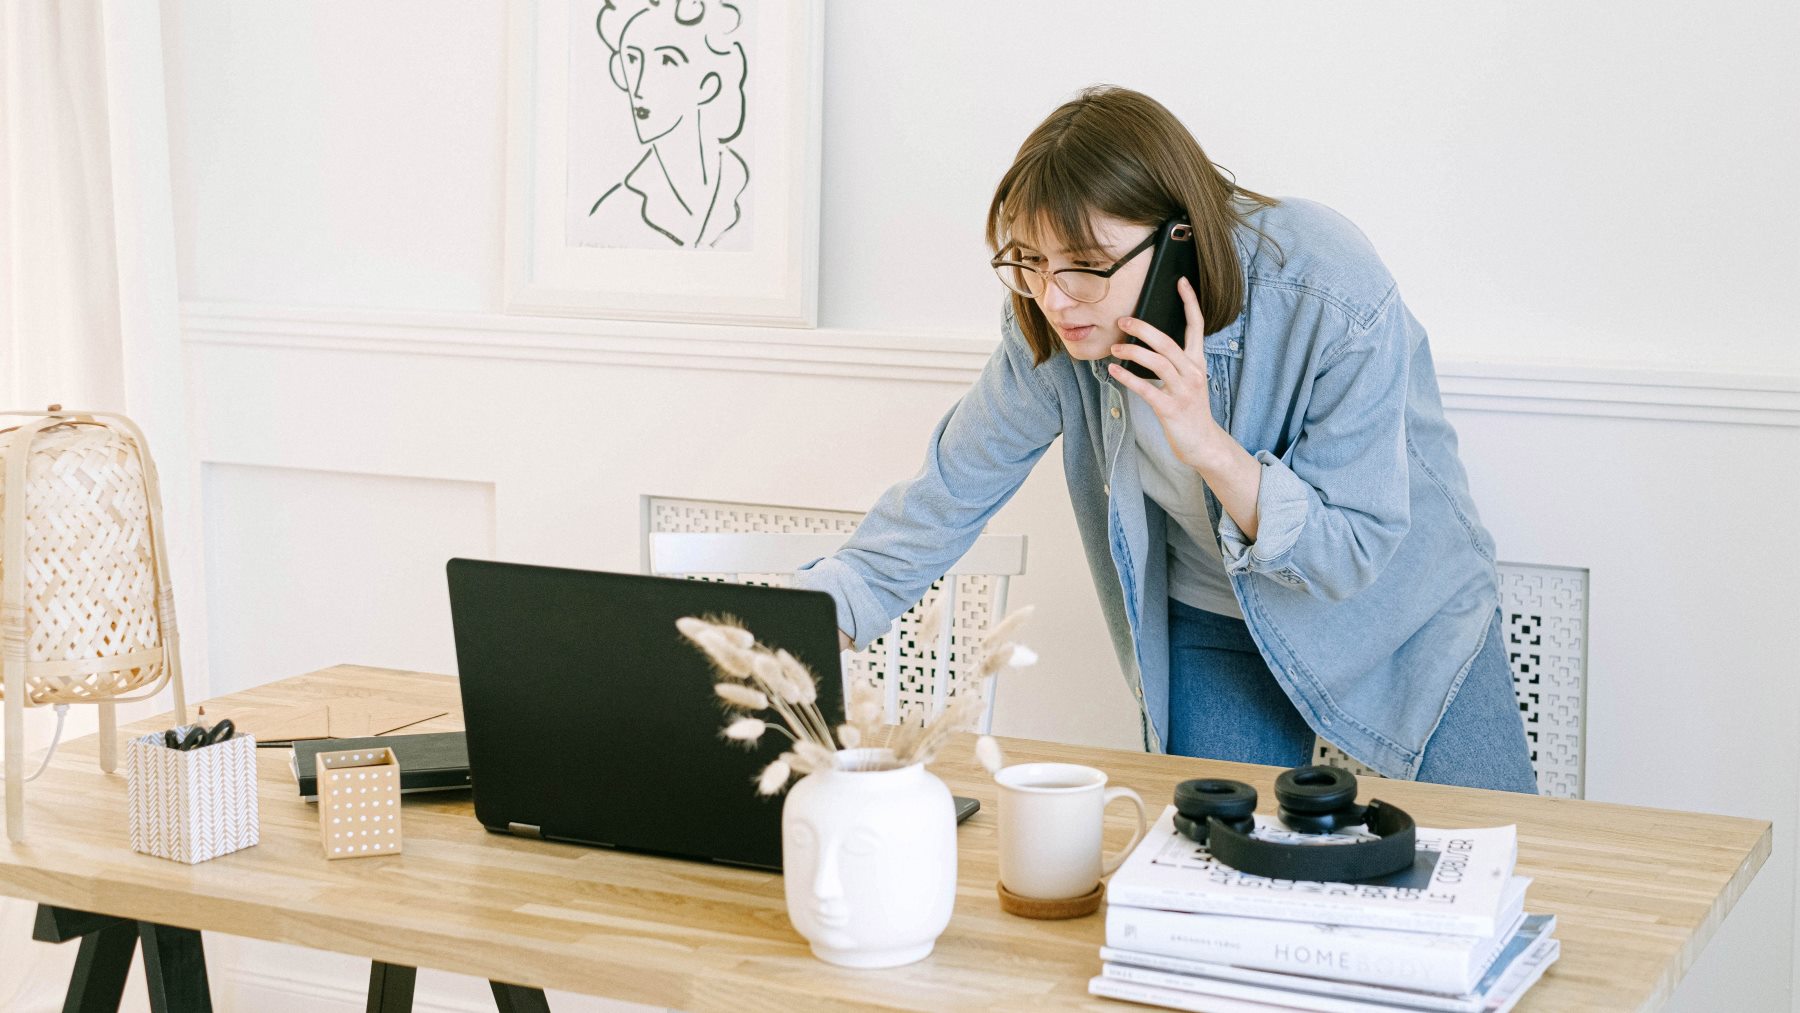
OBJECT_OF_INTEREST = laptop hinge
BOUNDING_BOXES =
[506,822,543,839]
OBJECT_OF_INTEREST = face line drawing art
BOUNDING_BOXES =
[588,0,750,249]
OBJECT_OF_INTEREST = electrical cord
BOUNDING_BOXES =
[1,703,69,782]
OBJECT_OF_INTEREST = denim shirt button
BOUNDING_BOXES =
[1103,483,1111,496]
[1229,340,1239,351]
[1110,406,1120,419]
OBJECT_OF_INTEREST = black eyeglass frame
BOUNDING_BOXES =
[989,228,1161,303]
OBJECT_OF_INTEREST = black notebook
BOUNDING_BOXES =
[291,732,471,801]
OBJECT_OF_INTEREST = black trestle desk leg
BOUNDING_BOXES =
[489,980,552,1013]
[367,961,418,1012]
[31,905,138,1013]
[63,920,139,1013]
[136,921,212,1013]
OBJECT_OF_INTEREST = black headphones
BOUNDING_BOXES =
[1171,766,1417,882]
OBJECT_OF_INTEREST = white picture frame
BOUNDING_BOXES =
[504,0,822,326]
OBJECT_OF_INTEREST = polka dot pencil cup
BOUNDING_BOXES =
[316,747,402,859]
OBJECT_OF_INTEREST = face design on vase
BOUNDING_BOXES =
[785,794,943,952]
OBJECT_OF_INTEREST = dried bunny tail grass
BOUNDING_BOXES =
[773,649,819,706]
[975,735,1005,775]
[721,716,777,746]
[756,758,793,795]
[976,642,1013,680]
[913,593,947,647]
[694,613,756,649]
[897,694,985,767]
[977,641,1039,681]
[779,749,815,775]
[883,708,928,762]
[715,683,770,711]
[850,698,884,727]
[849,696,884,728]
[793,739,838,774]
[771,649,836,747]
[846,680,885,727]
[836,723,861,748]
[981,605,1036,652]
[751,654,802,703]
[678,621,757,678]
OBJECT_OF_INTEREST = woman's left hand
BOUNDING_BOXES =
[1107,276,1232,471]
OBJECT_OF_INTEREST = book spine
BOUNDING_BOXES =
[1106,904,1479,994]
[1101,964,1399,1013]
[1100,948,1482,1012]
[1088,975,1254,1013]
[1105,883,1496,937]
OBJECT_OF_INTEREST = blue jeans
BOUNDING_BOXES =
[1167,599,1538,793]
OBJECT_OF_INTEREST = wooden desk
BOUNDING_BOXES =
[0,665,1773,1012]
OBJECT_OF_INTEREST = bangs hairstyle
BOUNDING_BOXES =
[986,86,1281,365]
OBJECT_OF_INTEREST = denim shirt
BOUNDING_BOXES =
[795,197,1500,780]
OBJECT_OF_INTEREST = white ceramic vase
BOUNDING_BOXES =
[781,747,957,968]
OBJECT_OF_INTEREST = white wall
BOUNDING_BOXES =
[100,1,1800,1010]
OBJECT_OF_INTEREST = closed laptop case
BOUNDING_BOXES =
[292,731,471,800]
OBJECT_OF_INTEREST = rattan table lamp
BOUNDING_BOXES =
[1,406,188,841]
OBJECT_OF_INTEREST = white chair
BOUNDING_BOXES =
[1313,561,1589,798]
[646,530,1027,734]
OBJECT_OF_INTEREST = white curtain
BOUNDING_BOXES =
[2,0,188,1009]
[2,0,125,408]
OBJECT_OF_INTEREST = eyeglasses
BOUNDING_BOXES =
[990,228,1159,303]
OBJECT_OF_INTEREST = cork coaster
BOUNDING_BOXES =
[996,879,1105,919]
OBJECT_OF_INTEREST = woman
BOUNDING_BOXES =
[796,86,1536,792]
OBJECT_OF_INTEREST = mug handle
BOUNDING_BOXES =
[1099,786,1148,877]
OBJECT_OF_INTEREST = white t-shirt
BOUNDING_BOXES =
[1125,390,1244,619]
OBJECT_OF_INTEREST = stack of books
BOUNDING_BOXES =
[1091,806,1560,1012]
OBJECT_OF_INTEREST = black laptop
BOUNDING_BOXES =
[445,558,976,872]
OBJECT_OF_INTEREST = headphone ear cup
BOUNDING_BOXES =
[1274,766,1358,815]
[1174,778,1258,822]
[1275,766,1365,834]
[1172,778,1258,843]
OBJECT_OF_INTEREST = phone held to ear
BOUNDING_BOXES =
[1119,216,1201,380]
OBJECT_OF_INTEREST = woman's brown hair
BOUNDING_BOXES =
[987,86,1279,365]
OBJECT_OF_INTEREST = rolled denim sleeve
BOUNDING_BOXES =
[1218,287,1412,601]
[795,305,1061,649]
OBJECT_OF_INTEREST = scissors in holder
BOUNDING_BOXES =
[162,719,236,751]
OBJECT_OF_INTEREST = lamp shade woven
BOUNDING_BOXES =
[2,407,188,840]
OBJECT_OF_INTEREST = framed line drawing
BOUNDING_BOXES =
[505,0,822,326]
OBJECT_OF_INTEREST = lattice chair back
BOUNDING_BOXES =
[1,407,189,840]
[645,529,1027,734]
[1311,563,1588,799]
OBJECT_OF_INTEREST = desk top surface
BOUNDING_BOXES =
[0,665,1772,1012]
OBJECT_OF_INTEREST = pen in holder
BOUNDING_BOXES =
[126,724,259,863]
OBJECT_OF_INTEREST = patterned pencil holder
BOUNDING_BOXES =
[316,747,402,860]
[126,727,259,864]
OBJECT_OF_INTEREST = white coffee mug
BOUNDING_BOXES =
[996,762,1148,900]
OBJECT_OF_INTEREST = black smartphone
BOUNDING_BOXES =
[954,795,980,823]
[1119,216,1200,379]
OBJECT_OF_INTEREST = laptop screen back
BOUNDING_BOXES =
[446,557,844,871]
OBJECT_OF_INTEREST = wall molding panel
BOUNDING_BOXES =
[183,302,1800,428]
